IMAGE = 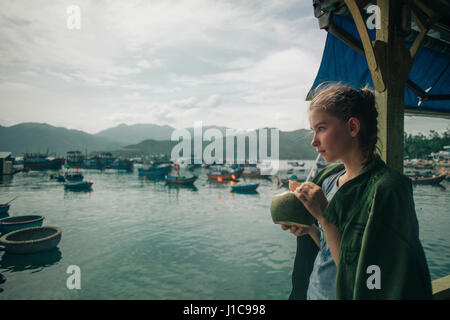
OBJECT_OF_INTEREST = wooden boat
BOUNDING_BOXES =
[288,161,305,167]
[0,226,62,254]
[207,167,243,181]
[0,215,44,235]
[81,158,103,170]
[409,173,447,185]
[138,163,172,179]
[165,175,198,185]
[414,162,434,170]
[231,183,259,193]
[111,158,134,171]
[64,180,93,191]
[66,151,85,168]
[82,153,115,170]
[242,167,262,178]
[52,171,84,182]
[24,153,64,171]
[0,197,18,216]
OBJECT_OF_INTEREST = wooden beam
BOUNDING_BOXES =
[325,21,434,103]
[405,109,450,119]
[409,23,428,61]
[344,0,386,92]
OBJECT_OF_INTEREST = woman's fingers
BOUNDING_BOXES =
[290,225,308,237]
[293,182,328,220]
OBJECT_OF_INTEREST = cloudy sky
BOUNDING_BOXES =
[0,0,448,135]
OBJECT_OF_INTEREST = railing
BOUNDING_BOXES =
[432,275,450,300]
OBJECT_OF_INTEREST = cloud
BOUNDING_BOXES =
[0,0,327,133]
[275,113,290,121]
[136,59,164,69]
[198,95,222,108]
[45,69,73,82]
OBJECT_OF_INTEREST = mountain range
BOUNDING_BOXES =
[0,122,316,160]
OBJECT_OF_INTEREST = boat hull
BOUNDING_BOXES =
[138,166,171,179]
[165,175,198,185]
[231,184,259,193]
[64,181,93,191]
[0,226,62,254]
[0,215,44,235]
[207,169,243,181]
[24,158,64,171]
[410,174,446,185]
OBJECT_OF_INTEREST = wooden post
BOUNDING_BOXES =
[375,0,415,173]
[345,0,412,172]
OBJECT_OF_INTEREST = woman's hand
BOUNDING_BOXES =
[280,223,317,237]
[281,223,321,247]
[293,182,328,221]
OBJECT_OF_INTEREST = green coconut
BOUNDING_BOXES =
[270,191,315,226]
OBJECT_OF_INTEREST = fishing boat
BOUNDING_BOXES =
[288,161,305,167]
[207,166,243,181]
[414,162,434,170]
[66,151,85,168]
[0,226,62,254]
[0,215,44,235]
[165,175,198,185]
[51,170,84,182]
[0,196,18,216]
[409,173,447,185]
[23,153,64,171]
[82,153,115,170]
[64,180,93,191]
[242,167,262,178]
[231,183,259,193]
[138,163,172,179]
[111,158,134,172]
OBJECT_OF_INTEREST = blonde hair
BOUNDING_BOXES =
[310,83,379,164]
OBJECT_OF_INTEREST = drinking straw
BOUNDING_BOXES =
[306,153,321,182]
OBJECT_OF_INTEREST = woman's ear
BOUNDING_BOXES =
[347,117,361,137]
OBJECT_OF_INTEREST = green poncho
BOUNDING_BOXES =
[290,156,432,300]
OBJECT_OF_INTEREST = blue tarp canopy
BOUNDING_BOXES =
[309,14,450,116]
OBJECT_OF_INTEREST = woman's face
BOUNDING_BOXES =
[309,108,354,163]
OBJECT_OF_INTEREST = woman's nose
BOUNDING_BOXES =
[311,133,319,147]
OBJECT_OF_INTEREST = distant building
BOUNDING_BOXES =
[0,152,14,175]
[431,146,450,161]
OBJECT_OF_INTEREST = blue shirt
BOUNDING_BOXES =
[306,169,345,300]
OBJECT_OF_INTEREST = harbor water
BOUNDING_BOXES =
[0,161,449,299]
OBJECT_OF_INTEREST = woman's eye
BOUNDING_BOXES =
[318,127,326,132]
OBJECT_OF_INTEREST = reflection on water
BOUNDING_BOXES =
[0,248,62,273]
[0,175,13,185]
[166,184,198,192]
[431,184,446,191]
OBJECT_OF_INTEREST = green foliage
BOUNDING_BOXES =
[403,129,450,159]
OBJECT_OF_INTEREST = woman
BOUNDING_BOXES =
[284,84,432,300]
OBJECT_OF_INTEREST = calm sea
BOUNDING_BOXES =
[0,160,449,299]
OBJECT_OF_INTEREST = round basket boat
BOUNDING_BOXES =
[0,215,44,235]
[0,226,62,254]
